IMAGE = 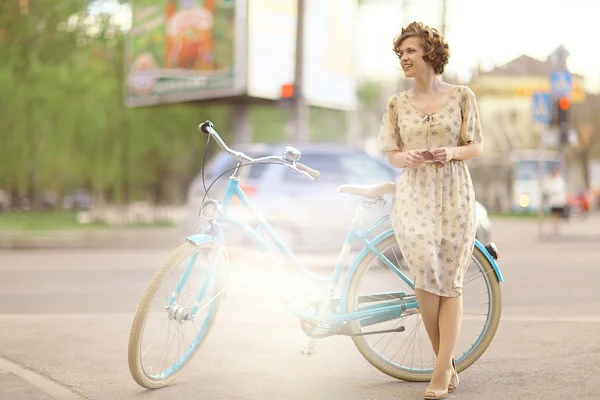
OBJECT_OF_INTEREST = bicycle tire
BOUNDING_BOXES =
[128,241,227,389]
[346,234,501,382]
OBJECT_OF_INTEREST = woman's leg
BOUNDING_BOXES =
[414,288,441,355]
[428,294,463,389]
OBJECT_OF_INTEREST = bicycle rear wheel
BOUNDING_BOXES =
[346,234,501,382]
[128,241,228,389]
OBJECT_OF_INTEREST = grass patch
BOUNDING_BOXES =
[0,211,175,231]
[0,211,103,230]
[489,212,542,219]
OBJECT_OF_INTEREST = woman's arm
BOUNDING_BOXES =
[449,142,483,161]
[432,142,483,163]
[387,150,425,169]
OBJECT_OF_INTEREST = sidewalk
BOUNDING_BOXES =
[538,212,600,241]
[489,212,600,246]
[0,228,343,270]
[2,213,599,255]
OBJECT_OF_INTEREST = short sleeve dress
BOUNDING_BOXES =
[377,85,484,297]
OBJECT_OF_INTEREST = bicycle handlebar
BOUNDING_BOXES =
[199,120,320,180]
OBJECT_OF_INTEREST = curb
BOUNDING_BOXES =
[0,230,342,269]
[4,216,600,251]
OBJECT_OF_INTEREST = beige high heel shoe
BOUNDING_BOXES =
[424,366,453,400]
[448,358,459,393]
[424,388,448,399]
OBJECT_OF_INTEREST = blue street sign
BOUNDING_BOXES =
[532,92,551,124]
[550,71,572,98]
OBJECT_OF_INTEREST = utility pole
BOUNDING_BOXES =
[440,0,447,83]
[291,0,309,142]
[402,0,410,25]
[441,0,447,37]
[537,46,571,238]
[399,0,411,92]
[232,100,251,145]
[548,46,572,167]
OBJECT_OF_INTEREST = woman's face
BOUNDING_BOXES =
[398,36,430,78]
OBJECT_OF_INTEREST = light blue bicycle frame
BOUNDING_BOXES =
[186,172,504,333]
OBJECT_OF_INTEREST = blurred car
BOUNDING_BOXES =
[182,143,492,251]
[63,189,93,211]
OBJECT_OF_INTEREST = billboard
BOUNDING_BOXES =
[246,0,357,111]
[126,0,357,111]
[125,0,246,107]
[303,0,356,111]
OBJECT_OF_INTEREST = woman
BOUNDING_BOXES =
[377,22,484,399]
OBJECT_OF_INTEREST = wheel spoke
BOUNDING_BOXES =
[128,243,226,388]
[347,236,501,380]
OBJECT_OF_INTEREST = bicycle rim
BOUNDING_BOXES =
[346,235,501,381]
[128,241,227,389]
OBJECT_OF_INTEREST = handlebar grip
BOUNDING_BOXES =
[296,162,320,180]
[199,121,214,135]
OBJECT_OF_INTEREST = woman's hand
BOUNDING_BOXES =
[405,150,425,168]
[431,147,454,163]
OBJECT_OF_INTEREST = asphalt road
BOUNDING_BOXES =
[1,215,600,400]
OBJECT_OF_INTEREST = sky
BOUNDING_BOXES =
[357,0,600,92]
[91,0,600,93]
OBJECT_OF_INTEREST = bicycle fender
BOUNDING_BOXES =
[474,239,504,283]
[185,232,231,299]
[186,233,218,246]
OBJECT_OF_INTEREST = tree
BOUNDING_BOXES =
[0,0,85,205]
[570,93,600,189]
[356,79,386,141]
[0,1,227,207]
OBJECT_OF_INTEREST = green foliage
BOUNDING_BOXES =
[356,80,382,111]
[0,2,223,206]
[309,107,347,142]
[250,105,288,143]
[0,1,356,208]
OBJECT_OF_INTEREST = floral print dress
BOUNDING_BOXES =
[377,86,484,297]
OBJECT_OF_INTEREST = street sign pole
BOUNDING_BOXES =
[543,66,572,239]
[531,92,551,238]
[550,71,573,159]
[537,123,546,238]
[532,48,572,239]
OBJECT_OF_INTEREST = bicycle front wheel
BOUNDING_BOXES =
[128,241,228,389]
[346,234,501,382]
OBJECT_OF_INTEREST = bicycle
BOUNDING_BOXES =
[128,120,504,389]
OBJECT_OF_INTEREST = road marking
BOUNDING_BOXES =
[463,315,600,323]
[0,313,133,318]
[1,313,600,323]
[0,356,85,400]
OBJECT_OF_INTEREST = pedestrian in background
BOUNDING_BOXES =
[543,166,568,233]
